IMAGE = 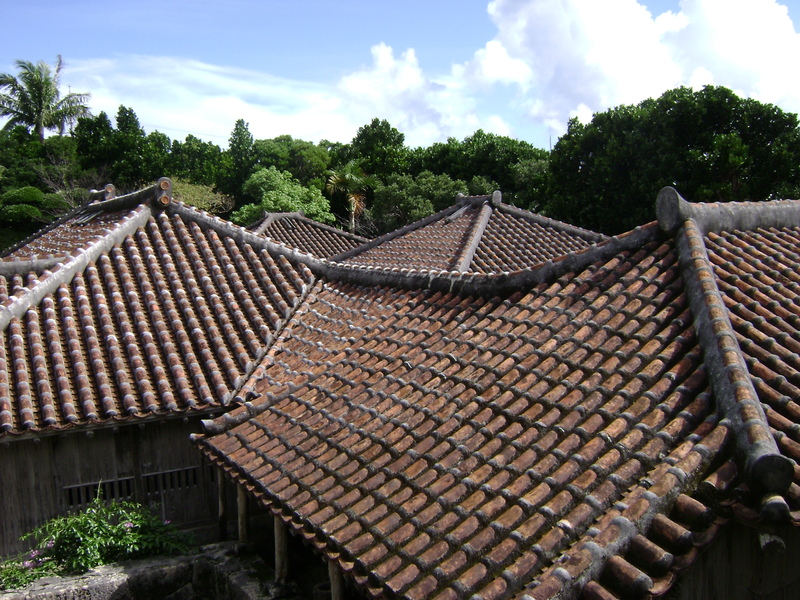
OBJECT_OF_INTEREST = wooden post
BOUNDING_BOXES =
[217,468,227,541]
[329,560,344,600]
[274,515,289,582]
[237,485,248,543]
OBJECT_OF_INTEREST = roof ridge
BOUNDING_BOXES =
[452,201,494,272]
[330,194,490,263]
[171,196,659,297]
[261,211,370,244]
[304,221,659,297]
[672,213,793,516]
[0,202,155,332]
[498,202,608,242]
[657,186,800,234]
[76,178,172,217]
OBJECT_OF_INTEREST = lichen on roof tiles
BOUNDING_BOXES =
[193,188,800,600]
[196,230,729,599]
[0,181,312,435]
[250,212,369,259]
[10,178,800,599]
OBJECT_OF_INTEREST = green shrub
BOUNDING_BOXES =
[0,204,43,223]
[41,193,72,212]
[0,186,45,206]
[0,495,191,590]
[0,549,59,590]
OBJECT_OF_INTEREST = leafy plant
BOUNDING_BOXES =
[0,548,59,590]
[0,494,191,590]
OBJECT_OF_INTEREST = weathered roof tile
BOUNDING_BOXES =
[0,184,311,435]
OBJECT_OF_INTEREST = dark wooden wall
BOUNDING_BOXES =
[0,417,217,557]
[673,521,800,600]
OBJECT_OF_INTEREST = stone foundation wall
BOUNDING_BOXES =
[0,543,284,600]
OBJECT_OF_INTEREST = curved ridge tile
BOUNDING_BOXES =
[675,218,792,502]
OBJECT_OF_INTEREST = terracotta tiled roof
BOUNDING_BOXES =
[10,175,800,598]
[338,193,606,273]
[0,184,118,263]
[249,212,369,259]
[194,189,800,599]
[0,180,312,436]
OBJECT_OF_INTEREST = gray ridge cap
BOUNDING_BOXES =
[0,202,155,332]
[86,183,116,202]
[0,257,64,278]
[78,177,172,216]
[453,201,494,272]
[170,196,659,297]
[329,194,492,263]
[497,202,609,243]
[657,186,800,235]
[674,215,793,499]
[308,221,659,298]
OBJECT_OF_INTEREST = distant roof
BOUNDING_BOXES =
[338,192,607,273]
[249,211,369,260]
[0,180,312,437]
[194,189,800,600]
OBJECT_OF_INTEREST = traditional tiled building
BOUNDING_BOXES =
[0,179,315,554]
[193,189,800,599]
[3,180,800,599]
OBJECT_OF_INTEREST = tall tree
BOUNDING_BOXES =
[169,134,223,186]
[217,119,256,205]
[409,130,546,205]
[325,161,379,232]
[252,135,330,187]
[0,56,90,141]
[371,171,469,234]
[546,86,800,234]
[346,118,409,180]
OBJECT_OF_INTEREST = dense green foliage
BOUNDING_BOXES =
[0,495,190,590]
[171,179,234,214]
[370,171,495,234]
[232,166,334,225]
[4,57,800,243]
[546,85,800,234]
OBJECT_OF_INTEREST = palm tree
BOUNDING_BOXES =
[325,161,379,232]
[0,55,90,141]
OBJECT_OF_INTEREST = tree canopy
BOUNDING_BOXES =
[0,56,90,141]
[231,166,334,226]
[6,57,800,250]
[545,85,800,234]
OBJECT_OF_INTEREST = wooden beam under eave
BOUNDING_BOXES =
[217,468,227,541]
[237,485,248,543]
[329,560,344,600]
[274,515,288,582]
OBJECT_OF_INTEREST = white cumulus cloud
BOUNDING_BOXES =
[465,0,800,142]
[337,43,514,147]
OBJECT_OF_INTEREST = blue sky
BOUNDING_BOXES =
[3,0,800,149]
